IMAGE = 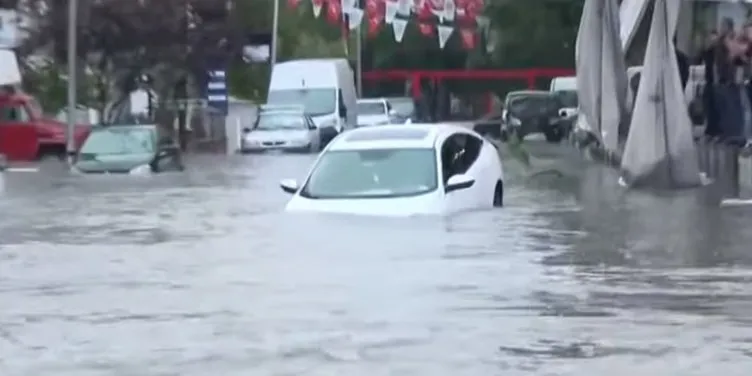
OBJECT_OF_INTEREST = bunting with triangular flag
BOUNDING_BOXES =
[385,1,399,24]
[459,28,476,50]
[392,18,408,42]
[443,0,456,22]
[397,0,411,15]
[312,0,323,18]
[348,7,364,30]
[341,0,355,14]
[437,24,453,48]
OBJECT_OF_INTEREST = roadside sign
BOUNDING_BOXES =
[206,69,228,115]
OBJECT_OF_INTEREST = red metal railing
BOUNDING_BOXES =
[362,68,575,115]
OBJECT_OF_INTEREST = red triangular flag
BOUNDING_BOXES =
[287,0,301,9]
[460,28,476,50]
[367,14,384,38]
[326,0,342,25]
[419,22,434,36]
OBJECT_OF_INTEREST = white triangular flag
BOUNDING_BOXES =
[348,7,363,30]
[437,24,453,49]
[312,0,322,18]
[443,0,456,22]
[392,18,408,42]
[396,0,411,15]
[385,1,398,24]
[341,0,355,14]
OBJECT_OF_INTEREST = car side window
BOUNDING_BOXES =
[439,134,484,184]
[0,103,30,123]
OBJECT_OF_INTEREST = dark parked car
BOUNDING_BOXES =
[501,91,570,143]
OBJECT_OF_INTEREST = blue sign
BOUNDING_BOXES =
[206,69,228,115]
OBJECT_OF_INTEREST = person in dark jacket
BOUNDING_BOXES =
[702,30,721,137]
[674,37,690,89]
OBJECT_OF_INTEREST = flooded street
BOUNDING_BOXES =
[0,142,750,375]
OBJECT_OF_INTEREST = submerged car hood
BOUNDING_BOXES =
[75,153,154,173]
[246,129,310,141]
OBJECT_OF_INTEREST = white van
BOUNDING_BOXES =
[549,76,577,93]
[267,59,357,144]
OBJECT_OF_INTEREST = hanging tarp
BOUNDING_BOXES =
[620,0,702,189]
[575,0,604,139]
[575,0,628,153]
[601,0,629,152]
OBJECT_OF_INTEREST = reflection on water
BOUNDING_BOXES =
[0,149,750,375]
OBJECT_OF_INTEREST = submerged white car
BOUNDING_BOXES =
[240,106,321,153]
[356,98,392,127]
[279,124,505,216]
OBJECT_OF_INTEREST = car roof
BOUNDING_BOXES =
[357,98,386,104]
[327,124,474,151]
[93,124,157,131]
[506,90,548,97]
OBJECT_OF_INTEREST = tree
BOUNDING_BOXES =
[19,0,246,107]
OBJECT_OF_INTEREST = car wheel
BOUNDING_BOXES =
[493,181,504,207]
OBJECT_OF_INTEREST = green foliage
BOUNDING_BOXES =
[22,62,98,113]
[484,0,583,69]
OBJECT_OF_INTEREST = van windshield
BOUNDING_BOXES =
[267,89,336,116]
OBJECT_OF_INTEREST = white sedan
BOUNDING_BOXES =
[278,124,505,216]
[356,98,392,127]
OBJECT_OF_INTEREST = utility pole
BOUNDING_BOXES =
[271,0,280,66]
[66,0,78,166]
[355,0,363,97]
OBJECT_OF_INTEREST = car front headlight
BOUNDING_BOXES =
[242,139,261,148]
[129,164,152,175]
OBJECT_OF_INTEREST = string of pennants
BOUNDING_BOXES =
[286,0,484,50]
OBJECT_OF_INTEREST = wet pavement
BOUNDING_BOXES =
[0,141,751,375]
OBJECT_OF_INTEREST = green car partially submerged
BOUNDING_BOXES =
[73,124,184,174]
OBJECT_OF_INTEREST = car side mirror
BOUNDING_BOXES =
[445,174,475,193]
[339,106,347,118]
[388,109,397,116]
[279,178,299,194]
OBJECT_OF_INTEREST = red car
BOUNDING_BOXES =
[0,92,91,161]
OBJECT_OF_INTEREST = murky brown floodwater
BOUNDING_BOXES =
[0,142,750,375]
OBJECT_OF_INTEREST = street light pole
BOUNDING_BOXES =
[271,0,280,66]
[355,7,362,97]
[66,0,78,166]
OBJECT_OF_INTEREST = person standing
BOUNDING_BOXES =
[674,37,690,90]
[701,30,721,138]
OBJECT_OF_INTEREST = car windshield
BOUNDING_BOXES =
[267,89,336,116]
[301,148,437,199]
[555,90,578,108]
[388,99,414,116]
[508,96,559,117]
[357,102,386,115]
[256,113,308,130]
[80,127,155,155]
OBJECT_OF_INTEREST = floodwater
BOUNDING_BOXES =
[0,142,750,375]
